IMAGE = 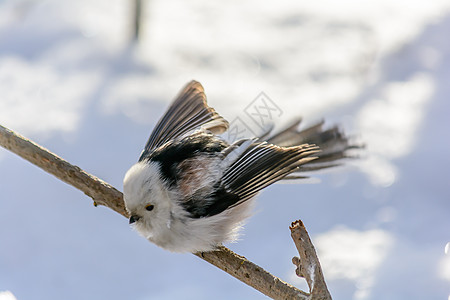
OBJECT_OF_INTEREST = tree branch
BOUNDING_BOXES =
[290,220,332,299]
[196,246,308,299]
[0,125,125,216]
[0,124,326,299]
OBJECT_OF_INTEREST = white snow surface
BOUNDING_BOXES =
[0,291,17,300]
[1,0,450,299]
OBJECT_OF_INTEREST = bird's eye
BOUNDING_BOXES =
[145,204,154,211]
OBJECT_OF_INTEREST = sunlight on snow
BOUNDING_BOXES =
[0,291,17,300]
[439,243,450,282]
[0,57,98,138]
[439,255,450,281]
[356,73,435,187]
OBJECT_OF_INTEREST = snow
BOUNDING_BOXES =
[0,291,17,300]
[357,73,435,186]
[1,0,450,299]
[0,56,97,136]
[441,255,450,281]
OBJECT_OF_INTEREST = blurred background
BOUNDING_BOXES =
[0,0,449,299]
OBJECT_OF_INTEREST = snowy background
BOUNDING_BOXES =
[1,0,450,299]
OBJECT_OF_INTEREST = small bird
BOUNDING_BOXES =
[123,81,355,253]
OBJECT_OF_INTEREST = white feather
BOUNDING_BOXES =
[123,161,254,253]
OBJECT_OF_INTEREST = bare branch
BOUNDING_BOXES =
[0,124,311,299]
[290,220,332,299]
[0,125,126,216]
[196,246,309,299]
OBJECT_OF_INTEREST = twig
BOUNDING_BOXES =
[0,124,310,299]
[290,220,332,299]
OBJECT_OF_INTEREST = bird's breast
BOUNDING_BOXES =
[177,155,221,199]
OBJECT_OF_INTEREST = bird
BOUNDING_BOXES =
[123,80,356,253]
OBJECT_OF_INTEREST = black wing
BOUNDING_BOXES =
[182,140,320,218]
[266,119,360,175]
[139,81,229,161]
[220,142,320,205]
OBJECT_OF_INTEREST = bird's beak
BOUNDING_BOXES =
[129,215,140,224]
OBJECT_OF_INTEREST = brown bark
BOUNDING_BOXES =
[290,220,332,299]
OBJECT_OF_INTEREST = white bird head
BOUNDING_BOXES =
[123,161,173,239]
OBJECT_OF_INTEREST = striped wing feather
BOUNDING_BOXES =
[220,142,320,207]
[139,81,229,161]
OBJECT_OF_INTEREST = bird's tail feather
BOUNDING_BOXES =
[263,119,360,178]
